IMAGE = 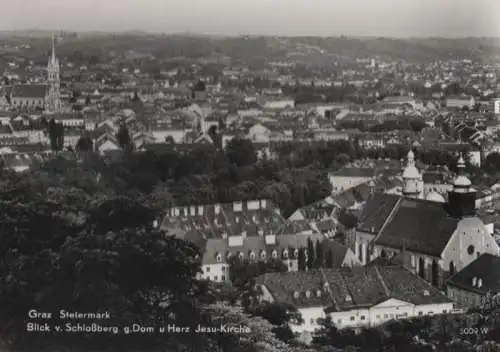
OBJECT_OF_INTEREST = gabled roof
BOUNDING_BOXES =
[374,197,459,257]
[11,84,48,98]
[356,193,401,234]
[446,253,500,295]
[256,266,451,310]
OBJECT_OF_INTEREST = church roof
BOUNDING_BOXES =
[357,193,401,234]
[374,197,459,257]
[11,84,48,99]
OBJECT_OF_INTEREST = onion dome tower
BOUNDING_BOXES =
[447,155,476,218]
[402,150,423,199]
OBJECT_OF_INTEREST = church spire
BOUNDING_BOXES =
[51,35,56,62]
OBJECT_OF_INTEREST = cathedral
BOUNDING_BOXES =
[353,151,500,287]
[10,36,61,112]
[46,36,61,113]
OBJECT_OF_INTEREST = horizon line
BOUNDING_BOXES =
[1,28,499,40]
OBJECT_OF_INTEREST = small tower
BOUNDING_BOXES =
[402,149,423,199]
[47,35,61,112]
[447,155,476,218]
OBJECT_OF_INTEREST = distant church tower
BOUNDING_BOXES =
[47,36,61,112]
[402,149,424,199]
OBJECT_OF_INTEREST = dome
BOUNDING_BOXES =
[454,175,472,188]
[402,166,421,179]
[426,191,445,203]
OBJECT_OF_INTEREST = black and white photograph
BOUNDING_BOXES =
[1,0,500,351]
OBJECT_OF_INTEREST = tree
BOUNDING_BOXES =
[325,248,334,269]
[225,138,257,167]
[0,175,211,351]
[314,239,324,269]
[116,124,133,152]
[306,237,315,270]
[298,247,306,271]
[75,136,93,152]
[249,302,303,343]
[48,119,64,151]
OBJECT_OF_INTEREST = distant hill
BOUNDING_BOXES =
[0,32,499,63]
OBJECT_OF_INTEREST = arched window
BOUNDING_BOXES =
[449,261,456,276]
[293,248,299,258]
[272,250,278,259]
[418,258,426,279]
[260,251,266,260]
[283,249,289,259]
[216,253,222,263]
[431,260,439,286]
[249,251,256,261]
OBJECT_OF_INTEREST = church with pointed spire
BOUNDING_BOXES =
[352,154,499,288]
[9,36,61,112]
[46,36,61,113]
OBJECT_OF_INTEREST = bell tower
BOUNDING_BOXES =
[447,155,476,218]
[47,36,61,112]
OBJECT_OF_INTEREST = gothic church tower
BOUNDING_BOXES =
[47,36,61,112]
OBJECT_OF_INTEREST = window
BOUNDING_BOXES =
[216,254,222,263]
[418,311,423,316]
[206,267,210,273]
[337,319,342,325]
[214,276,218,281]
[360,315,366,321]
[350,316,355,321]
[467,245,475,255]
[376,315,380,319]
[272,250,278,259]
[249,252,256,260]
[293,291,300,299]
[384,314,388,319]
[283,250,289,259]
[310,318,315,325]
[442,310,447,314]
[305,291,311,298]
[261,251,266,260]
[221,275,226,281]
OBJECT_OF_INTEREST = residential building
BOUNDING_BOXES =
[446,253,500,309]
[255,266,454,333]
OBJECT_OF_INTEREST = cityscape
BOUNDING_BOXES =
[1,1,500,352]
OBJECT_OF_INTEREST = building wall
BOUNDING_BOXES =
[200,263,230,282]
[329,176,373,194]
[291,300,454,333]
[447,285,485,309]
[11,97,45,109]
[441,218,500,274]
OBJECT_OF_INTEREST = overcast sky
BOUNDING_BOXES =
[1,0,499,37]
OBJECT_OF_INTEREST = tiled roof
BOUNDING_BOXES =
[374,198,459,257]
[446,253,500,295]
[256,266,451,310]
[355,193,401,234]
[11,84,48,98]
